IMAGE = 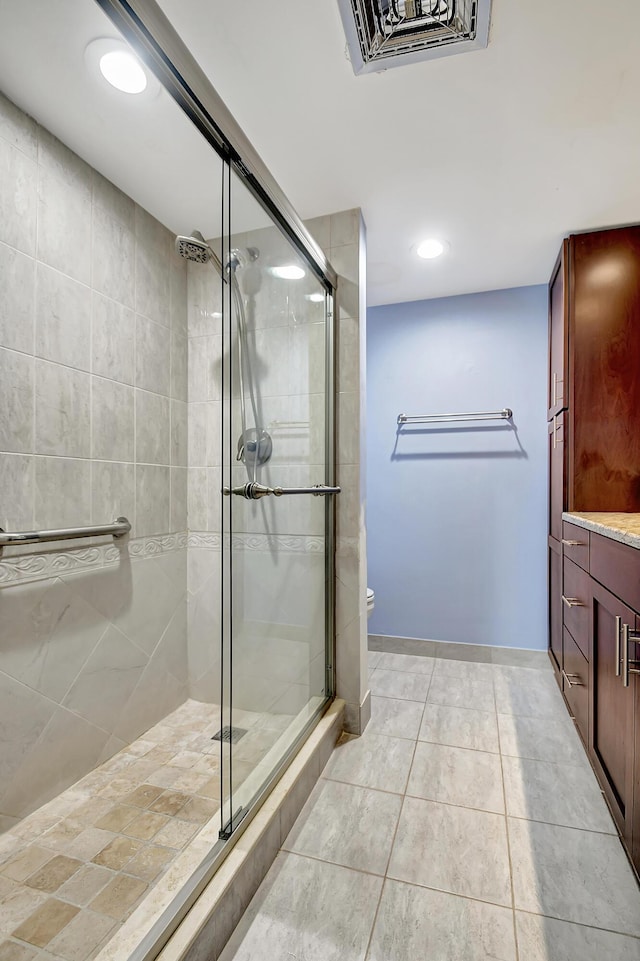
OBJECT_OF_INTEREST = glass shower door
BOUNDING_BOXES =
[219,168,335,836]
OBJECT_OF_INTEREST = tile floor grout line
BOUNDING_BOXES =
[318,775,406,799]
[281,848,386,881]
[514,905,640,941]
[493,668,520,961]
[381,871,514,911]
[362,874,388,961]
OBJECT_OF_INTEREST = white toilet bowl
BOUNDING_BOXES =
[367,588,375,619]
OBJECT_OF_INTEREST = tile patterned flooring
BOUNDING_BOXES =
[0,699,288,961]
[220,647,640,961]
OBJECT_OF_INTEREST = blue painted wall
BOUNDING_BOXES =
[366,285,548,650]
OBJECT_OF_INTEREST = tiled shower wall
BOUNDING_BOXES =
[0,92,189,829]
[306,211,369,734]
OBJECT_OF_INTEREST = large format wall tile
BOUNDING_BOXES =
[0,93,191,831]
[91,461,135,528]
[92,378,135,463]
[92,204,135,309]
[0,705,110,820]
[136,314,170,396]
[0,347,33,453]
[35,263,91,371]
[37,165,91,285]
[135,390,170,466]
[136,466,170,537]
[0,136,37,256]
[62,624,148,731]
[35,360,90,458]
[0,241,35,353]
[91,293,135,386]
[0,577,110,703]
[34,457,91,529]
[0,452,33,530]
[0,672,56,791]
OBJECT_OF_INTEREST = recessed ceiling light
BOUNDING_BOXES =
[272,265,305,280]
[416,238,447,260]
[85,38,159,100]
[99,50,147,94]
[307,292,325,302]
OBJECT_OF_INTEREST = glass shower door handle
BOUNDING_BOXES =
[223,482,340,499]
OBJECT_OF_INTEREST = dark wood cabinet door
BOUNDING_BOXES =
[548,241,569,420]
[549,537,562,673]
[548,413,566,542]
[590,580,636,842]
[572,226,640,511]
[563,626,589,746]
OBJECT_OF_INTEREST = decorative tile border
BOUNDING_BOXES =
[0,530,326,587]
[188,532,325,553]
[0,532,189,588]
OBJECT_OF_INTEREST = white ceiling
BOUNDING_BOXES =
[1,0,640,307]
[155,0,640,305]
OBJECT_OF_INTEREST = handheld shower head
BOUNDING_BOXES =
[175,230,213,264]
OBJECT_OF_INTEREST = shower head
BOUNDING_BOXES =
[175,230,214,265]
[227,246,260,271]
[175,232,259,276]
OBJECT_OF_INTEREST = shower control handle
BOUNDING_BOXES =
[223,483,341,500]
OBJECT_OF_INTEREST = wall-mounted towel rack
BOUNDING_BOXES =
[397,408,513,426]
[0,517,131,557]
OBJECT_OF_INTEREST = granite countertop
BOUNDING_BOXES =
[564,511,640,550]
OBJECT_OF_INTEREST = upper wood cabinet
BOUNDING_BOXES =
[547,225,640,514]
[548,240,569,420]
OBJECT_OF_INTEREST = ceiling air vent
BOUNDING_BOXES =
[337,0,492,74]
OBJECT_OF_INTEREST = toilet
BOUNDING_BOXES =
[367,587,375,619]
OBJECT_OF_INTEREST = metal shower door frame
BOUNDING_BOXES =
[91,2,338,959]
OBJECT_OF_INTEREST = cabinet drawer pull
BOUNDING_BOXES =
[615,616,622,677]
[562,539,585,547]
[562,670,583,688]
[622,623,640,687]
[562,595,584,608]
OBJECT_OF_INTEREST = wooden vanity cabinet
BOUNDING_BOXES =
[589,579,637,845]
[548,224,640,684]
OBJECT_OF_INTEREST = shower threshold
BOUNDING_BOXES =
[0,698,299,961]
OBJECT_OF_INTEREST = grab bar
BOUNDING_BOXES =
[0,516,131,557]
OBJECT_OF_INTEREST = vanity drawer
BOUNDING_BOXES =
[590,532,640,612]
[562,627,589,745]
[562,557,590,659]
[562,521,589,571]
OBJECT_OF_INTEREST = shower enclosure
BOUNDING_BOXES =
[0,0,337,957]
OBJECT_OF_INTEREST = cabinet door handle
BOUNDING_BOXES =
[562,670,583,688]
[623,623,630,687]
[622,622,640,687]
[562,539,585,547]
[615,615,622,677]
[562,595,583,608]
[552,372,564,407]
